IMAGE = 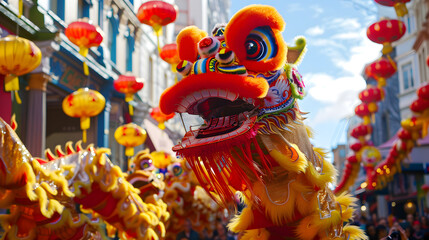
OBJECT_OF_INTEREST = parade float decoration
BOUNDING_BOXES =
[374,0,410,17]
[160,43,181,82]
[114,122,147,157]
[0,36,42,104]
[65,21,103,75]
[0,118,169,240]
[159,5,365,239]
[62,88,106,143]
[113,74,144,115]
[367,18,406,55]
[150,106,175,130]
[137,0,178,51]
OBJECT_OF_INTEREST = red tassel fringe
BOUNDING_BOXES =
[177,124,274,209]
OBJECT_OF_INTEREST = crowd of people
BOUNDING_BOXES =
[352,213,429,240]
[176,219,238,240]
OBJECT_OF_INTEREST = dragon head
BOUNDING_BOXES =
[160,5,309,208]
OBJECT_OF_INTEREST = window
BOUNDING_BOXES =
[381,113,390,143]
[125,28,135,72]
[149,57,154,104]
[339,149,346,158]
[108,21,117,63]
[78,0,90,19]
[401,62,414,91]
[420,47,428,83]
[401,14,414,34]
[50,0,65,20]
[107,9,119,64]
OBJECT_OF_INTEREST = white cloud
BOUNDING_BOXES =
[304,26,381,125]
[285,3,303,13]
[330,18,361,30]
[332,32,361,40]
[334,30,382,76]
[311,5,324,17]
[305,26,324,36]
[305,73,366,124]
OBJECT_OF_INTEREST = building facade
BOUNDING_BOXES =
[0,0,177,171]
[353,0,429,219]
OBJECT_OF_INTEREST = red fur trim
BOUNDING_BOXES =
[225,5,287,72]
[177,26,208,62]
[178,125,274,209]
[160,72,269,114]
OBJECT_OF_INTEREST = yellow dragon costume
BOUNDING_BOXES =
[0,118,168,240]
[160,5,367,240]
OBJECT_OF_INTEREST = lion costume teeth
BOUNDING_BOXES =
[160,4,367,240]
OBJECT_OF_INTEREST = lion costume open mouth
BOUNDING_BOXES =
[161,72,268,151]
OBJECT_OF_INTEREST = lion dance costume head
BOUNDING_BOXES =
[160,5,366,240]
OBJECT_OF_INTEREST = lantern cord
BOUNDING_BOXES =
[14,91,22,104]
[129,104,134,116]
[156,35,161,53]
[386,54,397,71]
[82,129,87,143]
[179,113,187,133]
[84,73,90,88]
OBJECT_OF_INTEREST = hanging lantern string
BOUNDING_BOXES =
[386,54,397,71]
[79,47,90,76]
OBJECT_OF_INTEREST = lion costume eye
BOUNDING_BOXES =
[245,26,278,61]
[172,165,183,176]
[140,159,153,170]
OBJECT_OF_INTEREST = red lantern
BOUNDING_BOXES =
[150,106,175,130]
[137,1,178,50]
[350,142,363,152]
[355,103,375,125]
[351,124,372,143]
[113,75,144,115]
[422,184,429,193]
[367,19,406,54]
[398,129,412,140]
[365,57,396,87]
[347,155,358,163]
[359,87,384,103]
[374,1,410,17]
[160,43,180,82]
[65,21,103,75]
[417,83,429,100]
[410,98,429,114]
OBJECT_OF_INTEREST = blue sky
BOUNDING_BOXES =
[230,0,383,159]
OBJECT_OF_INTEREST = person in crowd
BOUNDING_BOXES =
[213,222,234,240]
[405,214,415,229]
[370,212,378,226]
[380,222,407,240]
[419,216,429,235]
[405,226,414,240]
[176,219,200,240]
[366,224,377,240]
[411,220,424,240]
[379,218,389,228]
[359,216,368,231]
[376,224,389,239]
